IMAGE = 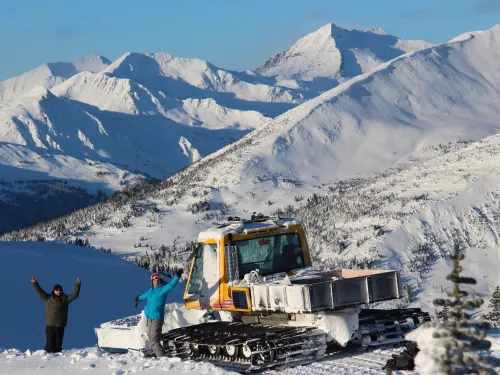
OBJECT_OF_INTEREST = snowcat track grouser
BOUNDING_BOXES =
[158,215,430,372]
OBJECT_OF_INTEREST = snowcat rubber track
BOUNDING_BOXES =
[159,308,430,373]
[356,308,431,347]
[160,322,327,372]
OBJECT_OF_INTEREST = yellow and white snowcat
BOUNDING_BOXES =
[96,215,429,372]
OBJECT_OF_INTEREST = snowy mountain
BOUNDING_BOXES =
[0,53,110,103]
[0,24,432,234]
[5,25,500,270]
[256,23,432,85]
[4,26,500,375]
[0,51,286,233]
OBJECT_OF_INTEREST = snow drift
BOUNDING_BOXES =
[0,241,184,351]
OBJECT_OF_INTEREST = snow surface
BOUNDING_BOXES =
[0,53,110,103]
[1,339,496,375]
[7,26,500,319]
[45,23,500,259]
[96,304,207,352]
[0,22,433,214]
[256,23,432,83]
[0,241,184,351]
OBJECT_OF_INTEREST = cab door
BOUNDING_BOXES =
[184,243,220,310]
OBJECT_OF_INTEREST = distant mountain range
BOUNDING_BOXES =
[2,23,495,237]
[5,25,500,254]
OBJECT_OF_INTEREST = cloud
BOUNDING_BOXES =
[470,0,500,14]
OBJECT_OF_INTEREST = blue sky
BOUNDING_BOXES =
[0,0,497,81]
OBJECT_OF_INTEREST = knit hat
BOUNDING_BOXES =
[53,284,63,292]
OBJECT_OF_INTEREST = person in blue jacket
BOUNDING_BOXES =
[135,269,183,357]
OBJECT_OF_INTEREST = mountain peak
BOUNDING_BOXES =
[256,23,430,80]
[313,23,346,37]
[72,53,111,73]
[366,26,388,35]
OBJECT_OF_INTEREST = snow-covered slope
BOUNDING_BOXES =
[257,23,432,83]
[0,241,183,350]
[0,24,432,233]
[5,26,500,262]
[0,53,110,103]
[104,52,302,110]
[0,84,256,180]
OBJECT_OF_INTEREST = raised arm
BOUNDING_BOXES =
[68,278,81,303]
[31,277,49,302]
[160,275,180,295]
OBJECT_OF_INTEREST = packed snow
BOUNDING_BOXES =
[0,241,184,351]
[0,346,415,375]
[96,304,208,352]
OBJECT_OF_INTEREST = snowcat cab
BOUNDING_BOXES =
[183,215,312,312]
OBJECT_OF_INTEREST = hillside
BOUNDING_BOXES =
[3,24,500,278]
[0,241,179,350]
[0,24,435,233]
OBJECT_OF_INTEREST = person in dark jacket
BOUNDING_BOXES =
[135,270,183,358]
[31,276,81,353]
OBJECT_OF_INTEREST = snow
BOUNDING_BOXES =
[316,310,359,345]
[0,22,435,219]
[256,23,432,82]
[96,304,208,352]
[406,325,450,375]
[0,241,184,351]
[4,21,500,375]
[197,222,244,241]
[0,348,236,375]
[0,53,110,103]
[36,23,500,262]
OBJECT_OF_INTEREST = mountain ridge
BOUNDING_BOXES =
[256,22,432,81]
[0,53,111,103]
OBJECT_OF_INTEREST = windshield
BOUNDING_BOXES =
[235,233,304,277]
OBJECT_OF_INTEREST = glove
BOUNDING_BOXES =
[135,295,140,308]
[176,268,184,278]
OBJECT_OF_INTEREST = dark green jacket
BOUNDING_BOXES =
[33,282,80,327]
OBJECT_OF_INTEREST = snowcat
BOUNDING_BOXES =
[96,215,430,371]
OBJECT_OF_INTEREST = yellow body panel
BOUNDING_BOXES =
[183,222,312,312]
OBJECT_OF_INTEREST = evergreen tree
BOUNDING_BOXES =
[431,244,500,374]
[436,306,449,322]
[483,286,500,328]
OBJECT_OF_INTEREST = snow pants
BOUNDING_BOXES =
[146,319,164,357]
[45,325,64,353]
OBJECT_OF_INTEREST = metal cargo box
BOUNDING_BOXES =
[249,270,401,313]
